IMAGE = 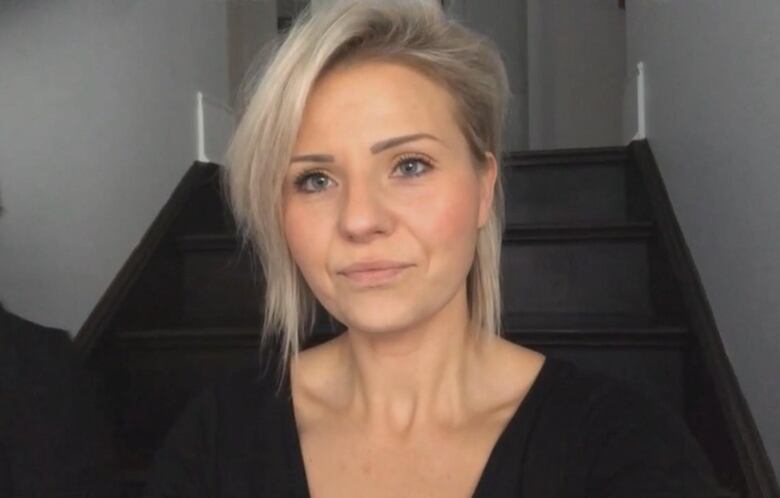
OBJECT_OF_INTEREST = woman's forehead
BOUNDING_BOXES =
[312,61,454,112]
[296,61,463,147]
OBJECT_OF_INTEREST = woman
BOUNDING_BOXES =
[144,1,725,496]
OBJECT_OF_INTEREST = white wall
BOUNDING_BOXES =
[447,0,529,151]
[228,0,278,107]
[626,0,780,477]
[528,0,625,149]
[0,0,230,334]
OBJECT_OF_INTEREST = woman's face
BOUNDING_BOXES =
[282,60,496,336]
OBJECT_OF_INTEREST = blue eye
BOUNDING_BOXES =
[293,170,331,193]
[394,155,433,177]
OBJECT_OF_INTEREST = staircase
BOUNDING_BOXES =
[76,142,774,498]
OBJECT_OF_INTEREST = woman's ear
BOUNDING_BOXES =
[477,151,498,229]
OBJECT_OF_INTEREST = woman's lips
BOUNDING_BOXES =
[340,265,411,286]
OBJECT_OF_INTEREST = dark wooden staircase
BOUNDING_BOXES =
[75,141,779,498]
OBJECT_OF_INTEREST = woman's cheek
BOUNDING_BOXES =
[406,183,479,247]
[284,206,325,272]
[406,198,478,298]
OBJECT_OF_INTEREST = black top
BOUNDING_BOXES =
[0,305,120,498]
[144,354,727,497]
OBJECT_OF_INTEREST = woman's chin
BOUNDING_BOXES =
[340,313,421,338]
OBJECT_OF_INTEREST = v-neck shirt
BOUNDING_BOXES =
[144,355,726,497]
[283,356,549,498]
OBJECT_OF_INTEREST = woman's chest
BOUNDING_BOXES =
[297,423,505,498]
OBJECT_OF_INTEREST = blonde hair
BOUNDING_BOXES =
[225,0,510,387]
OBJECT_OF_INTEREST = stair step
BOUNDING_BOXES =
[504,146,628,167]
[504,221,654,242]
[176,232,237,251]
[506,326,687,347]
[503,147,631,224]
[116,327,263,348]
[501,234,652,315]
[503,311,673,329]
[177,244,263,327]
[503,312,687,346]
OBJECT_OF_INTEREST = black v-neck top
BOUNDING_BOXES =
[143,355,727,497]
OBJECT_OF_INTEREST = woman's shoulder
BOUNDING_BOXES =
[526,354,678,425]
[526,356,726,496]
[531,355,703,456]
[143,360,292,497]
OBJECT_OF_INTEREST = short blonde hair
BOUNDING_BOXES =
[224,0,510,385]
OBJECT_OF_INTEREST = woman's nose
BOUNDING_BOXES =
[338,178,391,242]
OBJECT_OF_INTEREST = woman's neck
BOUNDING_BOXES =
[327,287,497,438]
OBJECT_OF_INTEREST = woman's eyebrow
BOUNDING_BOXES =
[370,132,441,153]
[290,133,441,163]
